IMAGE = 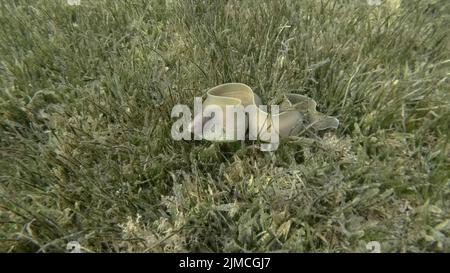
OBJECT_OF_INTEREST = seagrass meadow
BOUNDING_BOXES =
[0,0,449,253]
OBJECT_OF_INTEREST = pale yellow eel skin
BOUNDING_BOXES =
[189,83,339,142]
